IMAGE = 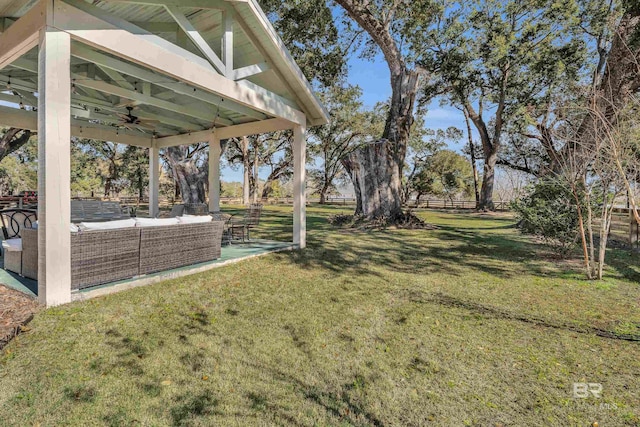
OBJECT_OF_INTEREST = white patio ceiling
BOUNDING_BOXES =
[0,0,329,147]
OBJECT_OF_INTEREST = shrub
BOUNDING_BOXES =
[511,179,580,255]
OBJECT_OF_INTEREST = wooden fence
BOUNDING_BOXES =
[411,199,510,211]
[596,208,639,249]
[0,196,37,209]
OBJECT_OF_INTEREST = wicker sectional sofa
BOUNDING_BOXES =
[20,221,224,290]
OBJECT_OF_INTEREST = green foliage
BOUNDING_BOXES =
[70,140,101,196]
[308,83,380,199]
[70,139,150,198]
[258,0,346,88]
[121,147,149,199]
[405,127,466,201]
[511,179,580,254]
[221,181,243,198]
[0,137,37,195]
[264,179,290,198]
[410,149,473,201]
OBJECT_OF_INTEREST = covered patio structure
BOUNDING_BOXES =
[0,0,329,306]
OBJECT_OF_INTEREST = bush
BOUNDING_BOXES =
[511,180,580,255]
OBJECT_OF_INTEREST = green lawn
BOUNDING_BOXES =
[1,206,639,426]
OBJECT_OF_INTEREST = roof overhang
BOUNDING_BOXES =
[0,0,328,146]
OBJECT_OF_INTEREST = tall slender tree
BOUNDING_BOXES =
[224,132,294,201]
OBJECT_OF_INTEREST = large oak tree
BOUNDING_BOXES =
[331,0,432,218]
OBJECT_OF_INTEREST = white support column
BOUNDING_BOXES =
[209,132,221,212]
[149,141,160,218]
[293,123,307,248]
[37,23,72,306]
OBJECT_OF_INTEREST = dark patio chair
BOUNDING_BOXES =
[0,209,37,240]
[244,203,263,240]
[210,212,234,245]
[222,203,263,243]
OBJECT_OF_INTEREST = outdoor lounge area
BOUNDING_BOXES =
[0,0,329,307]
[0,236,294,300]
[0,200,293,300]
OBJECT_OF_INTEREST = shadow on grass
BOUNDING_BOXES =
[267,217,564,282]
[251,207,640,285]
[238,359,386,427]
[606,249,640,283]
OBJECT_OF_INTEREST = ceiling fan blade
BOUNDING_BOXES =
[135,122,157,131]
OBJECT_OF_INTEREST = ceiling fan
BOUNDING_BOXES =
[116,106,159,131]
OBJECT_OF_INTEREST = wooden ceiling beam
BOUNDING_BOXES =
[71,43,266,120]
[0,104,154,147]
[0,0,44,71]
[57,0,305,124]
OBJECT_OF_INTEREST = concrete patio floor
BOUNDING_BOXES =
[0,240,294,301]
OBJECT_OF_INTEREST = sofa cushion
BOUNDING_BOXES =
[79,218,136,231]
[177,215,213,224]
[33,221,80,233]
[135,217,180,227]
[2,238,22,252]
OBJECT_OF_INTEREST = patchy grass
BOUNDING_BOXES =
[0,206,639,426]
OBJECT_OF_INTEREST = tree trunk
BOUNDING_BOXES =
[173,163,206,204]
[344,69,420,219]
[165,147,207,204]
[319,181,329,204]
[479,149,498,210]
[341,156,363,215]
[597,204,611,280]
[343,141,404,218]
[104,179,112,198]
[138,173,144,200]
